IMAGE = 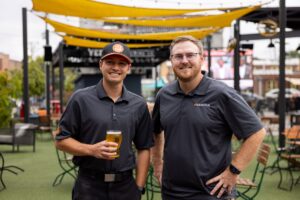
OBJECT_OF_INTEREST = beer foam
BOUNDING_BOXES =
[107,131,121,134]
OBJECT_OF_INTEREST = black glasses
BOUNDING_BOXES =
[170,52,201,62]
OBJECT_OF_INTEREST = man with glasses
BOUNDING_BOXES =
[55,42,153,200]
[152,35,265,200]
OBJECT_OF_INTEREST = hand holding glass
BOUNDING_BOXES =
[105,130,122,158]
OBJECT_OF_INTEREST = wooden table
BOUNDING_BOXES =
[261,115,279,124]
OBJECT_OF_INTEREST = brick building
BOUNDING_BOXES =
[0,52,21,71]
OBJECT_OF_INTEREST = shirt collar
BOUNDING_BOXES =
[170,71,210,96]
[96,79,130,103]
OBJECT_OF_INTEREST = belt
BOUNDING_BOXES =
[79,168,133,182]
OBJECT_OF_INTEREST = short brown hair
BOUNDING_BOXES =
[169,35,204,56]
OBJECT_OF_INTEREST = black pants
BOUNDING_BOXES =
[162,188,237,200]
[72,170,141,200]
[162,194,235,200]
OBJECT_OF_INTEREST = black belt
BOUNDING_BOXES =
[79,168,133,182]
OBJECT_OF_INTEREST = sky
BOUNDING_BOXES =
[0,0,299,62]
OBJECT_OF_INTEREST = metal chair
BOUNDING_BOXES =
[277,126,300,191]
[51,130,77,186]
[263,126,284,175]
[145,165,161,200]
[0,152,24,191]
[52,148,78,186]
[0,152,5,191]
[38,115,52,140]
[237,143,271,200]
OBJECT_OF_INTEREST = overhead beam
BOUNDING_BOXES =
[240,30,300,41]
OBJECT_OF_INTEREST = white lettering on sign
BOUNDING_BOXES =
[86,48,155,59]
[88,49,103,57]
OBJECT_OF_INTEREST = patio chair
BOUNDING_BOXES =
[145,165,161,200]
[0,152,4,191]
[51,130,77,186]
[0,152,24,191]
[52,148,78,186]
[38,115,52,140]
[263,126,284,175]
[0,123,37,152]
[236,143,271,200]
[277,126,300,191]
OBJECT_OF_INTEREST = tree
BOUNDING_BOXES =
[0,56,45,128]
[52,68,77,105]
[63,68,77,103]
[286,50,300,67]
[64,68,76,92]
[0,71,19,127]
[286,50,300,58]
[28,56,45,97]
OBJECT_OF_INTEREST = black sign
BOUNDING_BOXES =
[53,45,169,68]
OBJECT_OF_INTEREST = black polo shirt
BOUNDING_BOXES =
[57,80,154,172]
[152,74,263,199]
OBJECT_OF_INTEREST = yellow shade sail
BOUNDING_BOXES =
[44,18,219,41]
[103,6,260,27]
[32,0,209,18]
[63,36,170,49]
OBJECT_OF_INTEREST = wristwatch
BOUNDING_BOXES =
[229,164,241,175]
[138,186,146,195]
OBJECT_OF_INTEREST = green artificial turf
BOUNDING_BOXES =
[0,135,299,200]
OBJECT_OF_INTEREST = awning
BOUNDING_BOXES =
[63,36,170,49]
[286,78,300,85]
[32,0,210,18]
[44,18,219,41]
[103,6,260,27]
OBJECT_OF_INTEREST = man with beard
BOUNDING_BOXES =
[151,35,265,200]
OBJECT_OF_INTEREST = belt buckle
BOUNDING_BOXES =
[104,173,116,182]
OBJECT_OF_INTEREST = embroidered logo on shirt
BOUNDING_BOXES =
[194,103,210,107]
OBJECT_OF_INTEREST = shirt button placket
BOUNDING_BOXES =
[112,105,117,121]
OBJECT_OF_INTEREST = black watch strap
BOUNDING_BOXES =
[138,186,146,195]
[229,164,241,175]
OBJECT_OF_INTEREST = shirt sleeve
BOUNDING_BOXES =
[152,93,163,134]
[56,93,81,140]
[220,88,263,140]
[133,102,154,150]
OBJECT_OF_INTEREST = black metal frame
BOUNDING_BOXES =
[0,152,24,191]
[52,149,77,186]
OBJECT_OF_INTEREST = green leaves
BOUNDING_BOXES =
[0,71,15,127]
[0,56,46,128]
[28,56,45,96]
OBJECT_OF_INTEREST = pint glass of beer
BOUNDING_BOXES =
[106,130,122,158]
